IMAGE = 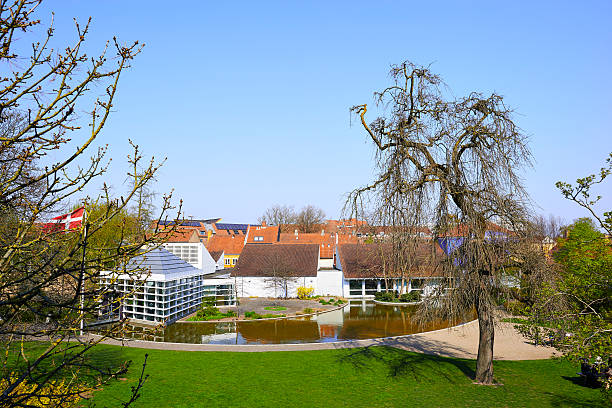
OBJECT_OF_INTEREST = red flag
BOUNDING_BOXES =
[42,207,86,233]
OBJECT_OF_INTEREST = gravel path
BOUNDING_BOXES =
[95,318,559,360]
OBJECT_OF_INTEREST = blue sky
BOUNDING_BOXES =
[34,1,612,224]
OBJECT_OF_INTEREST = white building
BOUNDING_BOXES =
[99,248,235,325]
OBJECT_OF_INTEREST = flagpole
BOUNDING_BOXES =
[79,210,88,337]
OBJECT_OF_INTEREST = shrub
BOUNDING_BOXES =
[399,291,420,303]
[297,286,315,299]
[374,291,396,302]
[505,300,530,316]
[0,374,86,407]
[302,308,313,314]
[264,306,287,311]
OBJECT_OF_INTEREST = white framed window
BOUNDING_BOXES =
[254,236,264,241]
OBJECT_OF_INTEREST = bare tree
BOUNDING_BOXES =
[258,204,296,227]
[347,61,531,384]
[263,254,298,298]
[0,1,179,405]
[295,205,326,233]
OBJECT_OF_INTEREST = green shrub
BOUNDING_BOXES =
[399,291,420,303]
[302,308,313,314]
[374,291,396,302]
[505,300,530,316]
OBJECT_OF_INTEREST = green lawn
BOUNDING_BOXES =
[83,345,608,408]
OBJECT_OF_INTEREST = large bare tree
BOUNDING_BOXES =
[348,61,531,384]
[295,205,326,233]
[0,1,178,405]
[258,204,296,229]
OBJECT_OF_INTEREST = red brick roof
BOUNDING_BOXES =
[232,244,319,277]
[246,225,280,244]
[336,242,443,279]
[279,232,336,258]
[156,229,200,243]
[206,235,245,255]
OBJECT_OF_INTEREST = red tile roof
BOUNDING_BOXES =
[232,244,319,277]
[156,229,200,243]
[336,242,443,279]
[279,232,336,258]
[246,225,280,244]
[206,235,246,255]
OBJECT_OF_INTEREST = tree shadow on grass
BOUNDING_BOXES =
[338,338,476,382]
[335,340,476,383]
[542,391,608,408]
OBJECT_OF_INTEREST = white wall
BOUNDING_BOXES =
[316,270,344,296]
[235,276,317,298]
[162,242,216,274]
[317,258,334,269]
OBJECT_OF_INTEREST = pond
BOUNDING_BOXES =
[125,300,474,345]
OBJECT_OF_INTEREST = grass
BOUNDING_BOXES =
[263,306,287,311]
[82,345,608,407]
[244,311,285,319]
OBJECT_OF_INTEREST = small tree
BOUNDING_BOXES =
[521,155,612,387]
[0,1,178,405]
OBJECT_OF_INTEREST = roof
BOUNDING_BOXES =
[105,248,208,281]
[214,223,251,235]
[232,244,319,277]
[157,229,200,243]
[336,243,443,279]
[279,232,336,258]
[206,235,245,255]
[246,224,280,244]
[209,250,223,262]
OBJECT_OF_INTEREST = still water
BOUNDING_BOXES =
[127,300,473,345]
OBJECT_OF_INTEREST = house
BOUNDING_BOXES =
[206,234,246,268]
[232,244,319,298]
[155,218,220,242]
[279,230,336,268]
[335,242,445,297]
[245,222,280,244]
[208,250,225,271]
[213,222,250,236]
[99,248,235,325]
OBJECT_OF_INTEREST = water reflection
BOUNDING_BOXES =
[125,300,472,345]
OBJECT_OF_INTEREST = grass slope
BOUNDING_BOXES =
[85,345,608,408]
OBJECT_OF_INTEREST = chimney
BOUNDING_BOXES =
[261,221,267,227]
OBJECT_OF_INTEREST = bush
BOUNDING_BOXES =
[374,291,396,302]
[302,308,313,314]
[297,286,315,299]
[505,300,530,316]
[399,291,420,303]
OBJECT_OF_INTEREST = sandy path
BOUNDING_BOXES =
[95,319,559,360]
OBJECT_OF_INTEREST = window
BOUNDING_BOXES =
[225,259,230,265]
[232,258,237,265]
[254,236,264,241]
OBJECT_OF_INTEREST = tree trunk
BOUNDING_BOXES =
[474,297,495,384]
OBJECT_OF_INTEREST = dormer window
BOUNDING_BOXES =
[254,236,264,242]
